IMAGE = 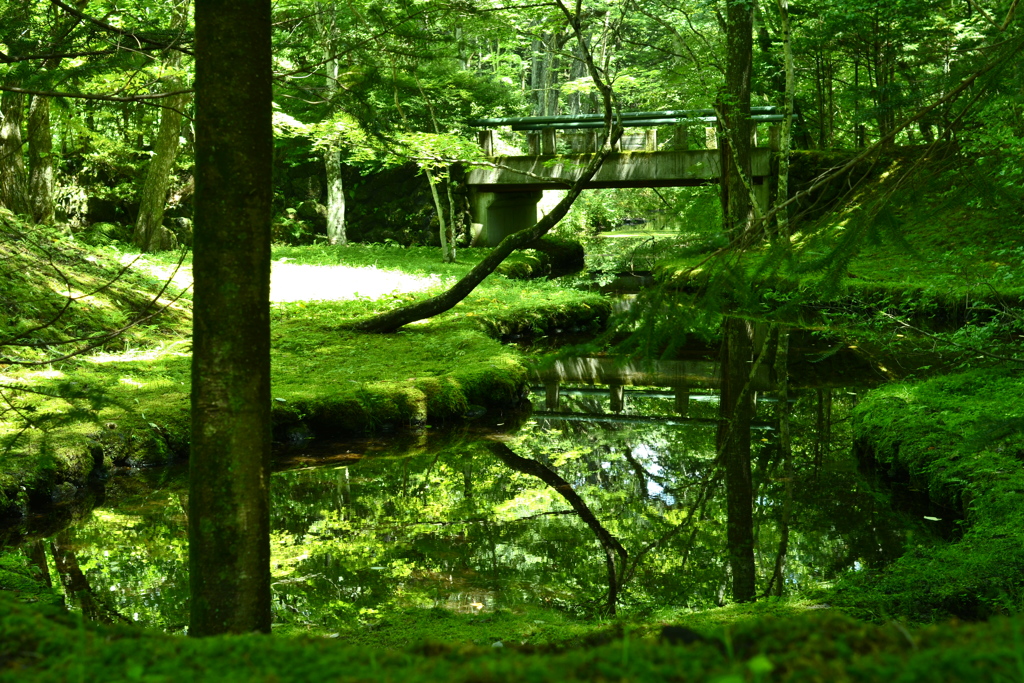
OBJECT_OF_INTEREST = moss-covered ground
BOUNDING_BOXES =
[5,588,1024,682]
[653,152,1024,320]
[0,218,609,516]
[830,367,1024,623]
[5,177,1024,680]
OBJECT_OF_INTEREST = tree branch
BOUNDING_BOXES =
[49,0,195,56]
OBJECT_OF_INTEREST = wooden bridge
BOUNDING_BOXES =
[466,109,790,246]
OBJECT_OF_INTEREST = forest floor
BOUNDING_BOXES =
[0,227,608,514]
[3,169,1024,679]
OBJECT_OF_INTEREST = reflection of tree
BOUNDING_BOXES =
[23,540,52,590]
[765,327,793,597]
[717,318,758,602]
[486,440,627,615]
[33,385,925,630]
[814,388,834,471]
[51,532,130,625]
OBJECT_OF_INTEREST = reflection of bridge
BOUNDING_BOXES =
[530,356,759,415]
[466,109,788,246]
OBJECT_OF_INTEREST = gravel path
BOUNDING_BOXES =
[269,262,444,302]
[135,257,443,303]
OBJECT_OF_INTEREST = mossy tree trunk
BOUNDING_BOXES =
[189,0,273,637]
[719,0,756,246]
[774,0,796,241]
[134,11,192,253]
[27,95,54,224]
[0,91,29,216]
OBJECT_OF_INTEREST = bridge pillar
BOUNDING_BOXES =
[754,178,770,215]
[469,189,543,247]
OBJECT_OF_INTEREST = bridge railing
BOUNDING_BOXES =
[468,108,792,156]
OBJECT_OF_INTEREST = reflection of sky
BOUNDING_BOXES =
[632,443,674,503]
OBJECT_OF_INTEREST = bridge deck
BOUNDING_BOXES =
[466,148,772,191]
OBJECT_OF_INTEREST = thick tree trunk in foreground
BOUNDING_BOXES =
[27,95,54,224]
[718,317,757,603]
[190,0,273,637]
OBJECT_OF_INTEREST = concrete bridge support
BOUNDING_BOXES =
[469,189,543,247]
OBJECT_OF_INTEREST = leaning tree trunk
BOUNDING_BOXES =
[27,95,54,224]
[351,136,617,333]
[133,74,192,251]
[190,0,273,637]
[0,91,29,216]
[354,0,620,333]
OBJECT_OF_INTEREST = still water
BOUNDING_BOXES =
[4,340,955,634]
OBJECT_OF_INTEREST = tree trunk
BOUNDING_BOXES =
[775,0,796,240]
[190,0,273,637]
[134,36,192,253]
[720,0,756,245]
[27,95,54,224]
[718,317,757,603]
[133,89,191,251]
[322,28,347,245]
[325,146,346,244]
[0,91,29,216]
[530,36,549,117]
[425,167,453,262]
[444,174,459,258]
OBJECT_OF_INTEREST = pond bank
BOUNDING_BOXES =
[830,367,1024,622]
[0,290,611,520]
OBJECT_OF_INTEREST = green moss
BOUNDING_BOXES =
[2,236,614,507]
[4,591,1024,682]
[651,153,1024,320]
[831,368,1024,621]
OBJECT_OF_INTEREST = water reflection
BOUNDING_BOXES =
[4,358,955,632]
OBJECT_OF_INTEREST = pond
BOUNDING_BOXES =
[1,332,958,635]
